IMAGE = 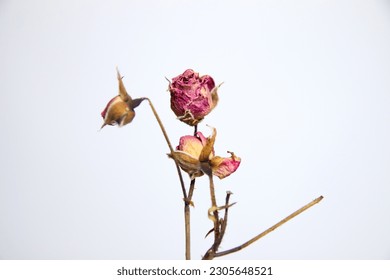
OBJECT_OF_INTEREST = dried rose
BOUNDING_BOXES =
[168,127,241,179]
[101,68,146,129]
[168,69,221,126]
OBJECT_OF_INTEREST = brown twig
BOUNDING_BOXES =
[184,177,196,260]
[202,191,235,260]
[219,191,233,242]
[183,125,199,259]
[184,202,191,260]
[214,195,324,258]
[202,174,222,260]
[188,179,196,203]
[209,174,220,240]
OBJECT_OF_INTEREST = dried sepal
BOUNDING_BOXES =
[117,67,130,102]
[199,126,217,162]
[168,151,203,179]
[210,82,223,110]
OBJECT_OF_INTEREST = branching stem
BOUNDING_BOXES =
[214,196,324,258]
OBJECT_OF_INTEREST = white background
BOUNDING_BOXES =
[0,0,389,259]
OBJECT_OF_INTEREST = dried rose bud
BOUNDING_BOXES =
[101,68,146,129]
[168,127,241,179]
[168,69,221,126]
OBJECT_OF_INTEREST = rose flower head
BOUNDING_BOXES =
[168,69,222,126]
[168,126,241,180]
[101,68,146,129]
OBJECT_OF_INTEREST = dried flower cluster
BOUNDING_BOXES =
[167,69,240,180]
[101,68,241,181]
[99,68,322,260]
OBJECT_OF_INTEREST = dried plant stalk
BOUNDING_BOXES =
[213,196,324,258]
[145,98,193,259]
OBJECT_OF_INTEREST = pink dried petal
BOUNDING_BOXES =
[211,152,241,179]
[200,75,215,93]
[177,135,204,159]
[195,132,208,146]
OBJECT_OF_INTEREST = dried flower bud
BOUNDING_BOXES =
[168,127,241,179]
[168,69,221,126]
[101,68,146,129]
[101,95,135,128]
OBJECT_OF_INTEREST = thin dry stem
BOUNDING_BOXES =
[183,125,198,260]
[146,98,187,199]
[188,179,196,202]
[219,191,233,242]
[184,179,196,260]
[184,204,190,260]
[214,195,324,258]
[201,174,222,260]
[208,174,220,239]
[145,98,190,259]
[202,191,234,260]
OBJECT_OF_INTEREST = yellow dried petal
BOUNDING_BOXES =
[199,127,216,162]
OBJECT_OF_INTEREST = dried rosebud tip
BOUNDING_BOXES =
[100,69,146,129]
[169,69,220,126]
